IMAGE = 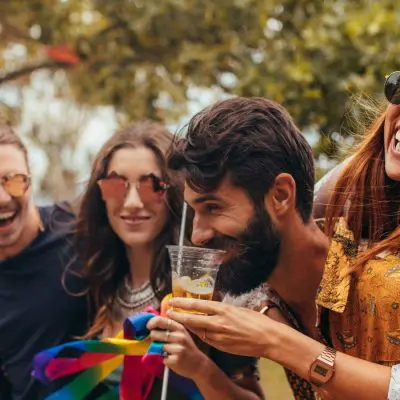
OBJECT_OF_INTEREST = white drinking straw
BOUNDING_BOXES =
[160,202,188,400]
[179,202,188,247]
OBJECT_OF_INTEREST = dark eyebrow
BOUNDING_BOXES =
[192,194,222,204]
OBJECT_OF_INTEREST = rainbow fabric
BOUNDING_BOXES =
[33,308,203,400]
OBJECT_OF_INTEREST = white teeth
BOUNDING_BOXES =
[396,130,400,141]
[0,211,16,220]
[396,142,400,153]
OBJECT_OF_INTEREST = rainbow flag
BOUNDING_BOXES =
[33,309,203,400]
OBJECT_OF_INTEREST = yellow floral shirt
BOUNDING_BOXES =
[316,219,400,366]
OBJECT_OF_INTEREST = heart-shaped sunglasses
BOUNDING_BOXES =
[0,173,31,197]
[97,173,170,203]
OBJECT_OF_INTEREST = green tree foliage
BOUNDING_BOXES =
[1,0,399,161]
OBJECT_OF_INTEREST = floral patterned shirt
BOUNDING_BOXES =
[316,218,400,366]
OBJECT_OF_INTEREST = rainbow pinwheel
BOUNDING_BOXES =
[33,309,203,400]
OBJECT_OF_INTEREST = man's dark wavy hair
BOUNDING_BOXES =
[169,97,315,222]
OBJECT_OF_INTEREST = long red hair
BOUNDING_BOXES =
[325,109,400,270]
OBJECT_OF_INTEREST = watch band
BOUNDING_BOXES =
[318,346,336,365]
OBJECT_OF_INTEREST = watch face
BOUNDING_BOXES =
[314,364,329,377]
[311,360,334,385]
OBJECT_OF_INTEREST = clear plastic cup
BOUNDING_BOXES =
[167,245,225,312]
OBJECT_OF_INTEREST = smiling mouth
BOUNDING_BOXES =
[121,216,151,223]
[394,129,400,153]
[0,211,17,228]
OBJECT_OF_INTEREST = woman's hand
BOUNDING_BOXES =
[147,316,210,380]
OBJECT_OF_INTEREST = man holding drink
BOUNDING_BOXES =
[164,96,400,400]
[148,233,263,399]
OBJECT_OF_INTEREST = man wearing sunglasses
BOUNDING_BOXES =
[166,92,400,400]
[0,121,88,400]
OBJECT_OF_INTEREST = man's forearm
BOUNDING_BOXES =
[265,323,390,400]
[193,357,263,400]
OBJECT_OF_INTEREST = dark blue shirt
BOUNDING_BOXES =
[0,204,89,399]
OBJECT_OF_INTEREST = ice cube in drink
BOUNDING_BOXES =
[185,276,214,301]
[172,274,215,313]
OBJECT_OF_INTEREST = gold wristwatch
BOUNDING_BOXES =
[309,346,336,387]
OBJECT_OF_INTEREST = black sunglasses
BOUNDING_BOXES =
[384,71,400,104]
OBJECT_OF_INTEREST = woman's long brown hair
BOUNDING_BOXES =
[325,109,400,270]
[78,122,184,338]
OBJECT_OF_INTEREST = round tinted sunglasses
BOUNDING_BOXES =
[0,173,31,197]
[97,173,170,203]
[384,71,400,104]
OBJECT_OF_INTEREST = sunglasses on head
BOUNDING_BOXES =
[384,71,400,104]
[0,173,31,197]
[97,172,170,203]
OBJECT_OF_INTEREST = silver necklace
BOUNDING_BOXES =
[115,275,159,313]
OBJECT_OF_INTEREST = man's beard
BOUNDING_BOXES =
[211,207,281,296]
